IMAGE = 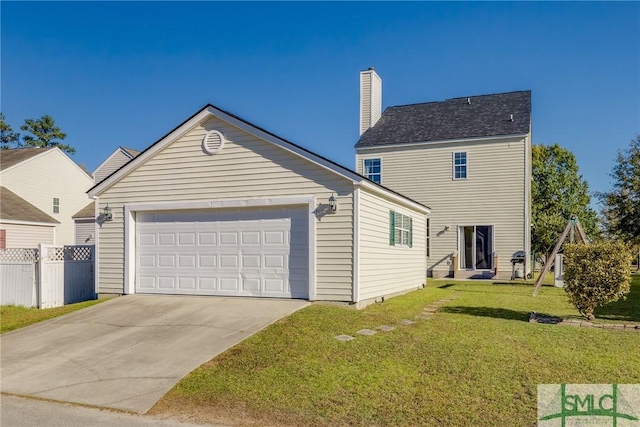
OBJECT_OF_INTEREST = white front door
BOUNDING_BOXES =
[135,206,308,298]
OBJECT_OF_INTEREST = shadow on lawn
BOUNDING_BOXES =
[441,306,556,322]
[593,277,640,322]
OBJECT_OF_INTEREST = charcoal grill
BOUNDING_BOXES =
[510,251,527,280]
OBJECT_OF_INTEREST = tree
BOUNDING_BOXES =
[598,135,640,269]
[532,143,599,263]
[20,115,74,154]
[0,113,21,150]
[563,241,632,321]
[598,135,640,244]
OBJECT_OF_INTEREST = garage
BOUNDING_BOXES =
[91,104,429,305]
[135,206,309,298]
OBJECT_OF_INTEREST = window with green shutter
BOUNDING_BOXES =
[390,210,413,247]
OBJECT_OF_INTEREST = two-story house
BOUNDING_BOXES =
[73,146,141,244]
[0,147,94,247]
[355,68,532,279]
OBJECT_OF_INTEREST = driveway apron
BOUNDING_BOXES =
[0,295,308,413]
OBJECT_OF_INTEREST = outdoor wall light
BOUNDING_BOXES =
[103,205,113,221]
[329,194,338,212]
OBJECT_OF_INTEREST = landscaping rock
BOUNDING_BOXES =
[357,329,377,336]
[377,325,395,332]
[335,334,355,341]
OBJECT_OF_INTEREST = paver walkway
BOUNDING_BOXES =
[334,294,460,341]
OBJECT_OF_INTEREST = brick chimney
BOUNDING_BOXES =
[359,67,382,135]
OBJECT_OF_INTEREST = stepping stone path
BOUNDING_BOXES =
[334,294,460,341]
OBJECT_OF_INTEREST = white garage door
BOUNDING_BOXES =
[135,206,308,298]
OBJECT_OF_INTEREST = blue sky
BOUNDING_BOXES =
[2,1,639,200]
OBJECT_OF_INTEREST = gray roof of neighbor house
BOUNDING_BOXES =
[0,147,54,171]
[355,90,531,148]
[72,201,95,219]
[0,186,60,224]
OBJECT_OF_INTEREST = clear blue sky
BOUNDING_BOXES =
[2,1,639,199]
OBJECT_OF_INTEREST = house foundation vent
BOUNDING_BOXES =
[202,130,225,155]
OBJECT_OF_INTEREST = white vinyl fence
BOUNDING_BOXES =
[0,245,95,308]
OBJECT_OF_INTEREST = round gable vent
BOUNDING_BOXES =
[202,130,225,155]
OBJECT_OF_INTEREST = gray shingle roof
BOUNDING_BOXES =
[0,147,54,171]
[355,90,531,148]
[72,201,95,219]
[0,186,59,224]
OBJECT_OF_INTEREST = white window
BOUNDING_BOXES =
[363,158,381,184]
[389,211,412,247]
[453,152,467,180]
[53,198,60,214]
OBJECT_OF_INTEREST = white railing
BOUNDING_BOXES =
[0,245,95,308]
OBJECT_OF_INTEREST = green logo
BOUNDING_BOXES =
[538,384,640,427]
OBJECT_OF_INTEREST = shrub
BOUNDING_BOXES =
[563,241,632,320]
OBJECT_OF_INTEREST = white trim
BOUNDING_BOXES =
[88,106,426,219]
[122,196,317,300]
[91,147,134,178]
[452,151,468,180]
[206,106,366,183]
[89,106,367,197]
[352,186,360,303]
[359,181,430,214]
[93,198,100,296]
[356,133,529,151]
[0,219,58,227]
[426,217,431,258]
[124,206,135,294]
[89,108,214,197]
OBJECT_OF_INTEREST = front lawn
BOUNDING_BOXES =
[152,277,640,427]
[0,299,106,334]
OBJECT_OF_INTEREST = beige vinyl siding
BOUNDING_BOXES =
[74,219,95,244]
[357,136,529,277]
[93,149,132,184]
[358,189,427,301]
[97,116,354,300]
[0,149,93,246]
[0,223,55,247]
[360,74,371,135]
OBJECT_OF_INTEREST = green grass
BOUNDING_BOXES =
[0,299,105,334]
[153,277,640,427]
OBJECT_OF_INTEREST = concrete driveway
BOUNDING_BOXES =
[0,295,308,414]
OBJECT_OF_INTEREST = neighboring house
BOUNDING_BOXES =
[92,146,141,184]
[0,186,59,248]
[72,147,141,244]
[0,147,94,246]
[88,104,430,305]
[355,68,532,279]
[72,202,96,244]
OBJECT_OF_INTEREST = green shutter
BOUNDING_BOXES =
[409,217,413,248]
[389,210,395,246]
